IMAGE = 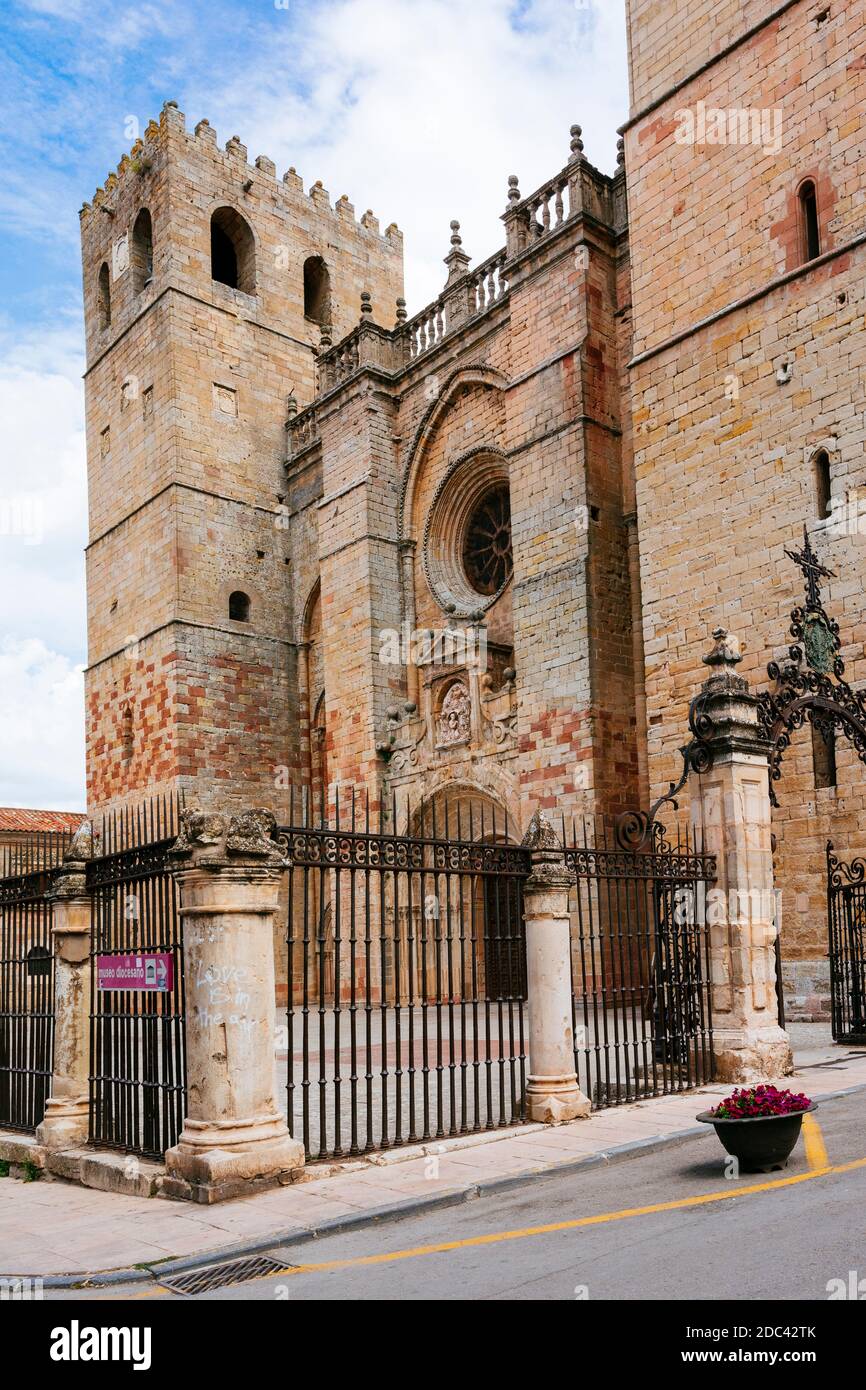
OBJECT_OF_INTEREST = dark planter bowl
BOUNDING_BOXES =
[696,1103,817,1173]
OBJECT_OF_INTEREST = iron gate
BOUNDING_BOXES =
[827,843,866,1043]
[278,796,529,1161]
[0,834,69,1132]
[566,816,716,1106]
[88,800,186,1159]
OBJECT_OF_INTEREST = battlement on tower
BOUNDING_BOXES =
[80,100,402,253]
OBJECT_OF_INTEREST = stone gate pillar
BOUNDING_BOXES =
[163,808,304,1202]
[36,822,93,1150]
[522,810,591,1123]
[688,630,793,1081]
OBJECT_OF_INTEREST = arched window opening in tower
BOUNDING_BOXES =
[210,207,256,294]
[98,262,111,330]
[131,208,153,293]
[229,591,250,622]
[463,485,513,597]
[799,180,820,263]
[814,449,832,520]
[303,255,331,326]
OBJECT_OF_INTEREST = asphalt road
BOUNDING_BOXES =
[48,1090,866,1302]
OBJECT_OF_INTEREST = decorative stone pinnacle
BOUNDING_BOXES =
[395,297,407,324]
[360,291,373,320]
[570,124,584,159]
[319,324,332,351]
[286,391,298,419]
[450,220,462,247]
[703,628,742,670]
[616,137,625,167]
[507,174,521,204]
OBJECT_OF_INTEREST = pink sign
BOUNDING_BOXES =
[96,952,174,992]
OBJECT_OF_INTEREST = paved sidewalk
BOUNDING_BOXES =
[3,1039,865,1285]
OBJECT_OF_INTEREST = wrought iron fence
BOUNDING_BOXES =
[0,833,70,1131]
[277,793,529,1161]
[88,797,186,1160]
[565,816,716,1107]
[827,843,866,1043]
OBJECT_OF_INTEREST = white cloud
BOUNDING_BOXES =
[187,0,628,309]
[0,317,87,809]
[0,638,85,810]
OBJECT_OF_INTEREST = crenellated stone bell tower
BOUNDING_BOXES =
[79,100,404,817]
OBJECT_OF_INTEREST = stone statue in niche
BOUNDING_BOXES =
[437,681,471,747]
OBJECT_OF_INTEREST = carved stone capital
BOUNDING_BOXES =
[168,807,287,872]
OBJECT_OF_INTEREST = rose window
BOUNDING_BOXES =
[463,486,513,597]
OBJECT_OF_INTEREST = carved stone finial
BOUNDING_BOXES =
[703,627,742,670]
[507,174,521,204]
[395,297,407,324]
[443,219,471,284]
[286,391,298,419]
[570,124,585,159]
[616,137,625,168]
[522,809,571,888]
[319,323,332,351]
[47,819,93,900]
[64,820,93,864]
[360,291,373,320]
[521,808,561,853]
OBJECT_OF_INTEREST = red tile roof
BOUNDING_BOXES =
[0,808,85,833]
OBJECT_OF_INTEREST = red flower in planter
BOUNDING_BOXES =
[712,1085,811,1119]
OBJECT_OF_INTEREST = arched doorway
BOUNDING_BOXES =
[410,785,525,1003]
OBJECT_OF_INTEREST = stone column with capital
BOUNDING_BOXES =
[689,629,793,1082]
[162,808,304,1203]
[36,821,93,1150]
[522,810,591,1123]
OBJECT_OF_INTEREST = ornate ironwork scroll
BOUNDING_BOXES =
[757,526,866,805]
[614,689,714,852]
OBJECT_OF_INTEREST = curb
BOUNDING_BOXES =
[19,1079,866,1290]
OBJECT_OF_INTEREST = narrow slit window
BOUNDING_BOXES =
[812,722,837,790]
[815,449,832,520]
[98,262,111,329]
[799,181,821,262]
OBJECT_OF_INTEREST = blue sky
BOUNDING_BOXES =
[0,0,628,810]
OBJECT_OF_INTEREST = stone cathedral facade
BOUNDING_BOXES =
[79,0,866,1016]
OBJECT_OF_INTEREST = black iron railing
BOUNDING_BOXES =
[827,843,866,1043]
[565,817,716,1107]
[0,836,69,1131]
[88,797,186,1160]
[276,793,530,1161]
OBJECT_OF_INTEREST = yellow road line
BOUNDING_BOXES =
[120,1152,866,1296]
[802,1113,830,1171]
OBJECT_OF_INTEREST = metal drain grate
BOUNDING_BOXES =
[158,1253,290,1296]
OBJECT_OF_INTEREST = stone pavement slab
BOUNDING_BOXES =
[2,1051,865,1283]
